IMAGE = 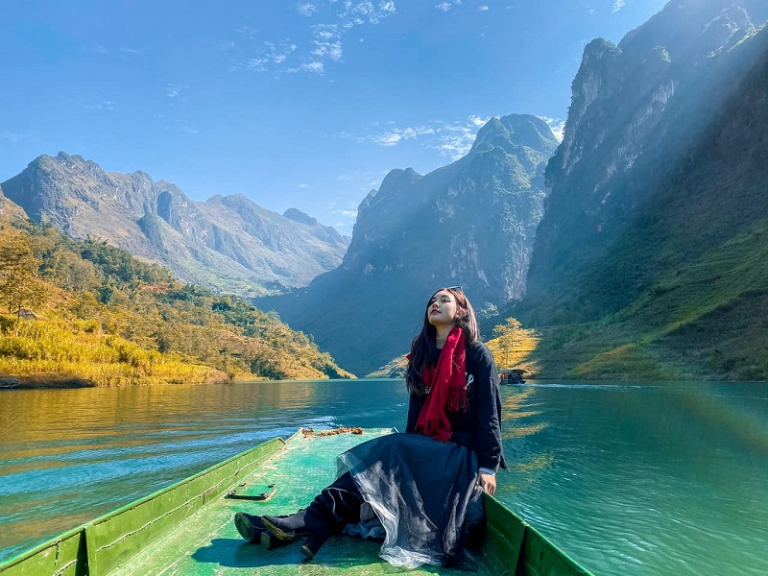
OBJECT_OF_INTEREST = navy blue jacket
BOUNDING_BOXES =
[405,341,506,472]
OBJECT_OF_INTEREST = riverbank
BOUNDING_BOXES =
[0,358,233,389]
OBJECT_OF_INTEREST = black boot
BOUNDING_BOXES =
[235,512,294,549]
[234,512,267,543]
[262,508,332,559]
[261,509,310,541]
[300,528,330,560]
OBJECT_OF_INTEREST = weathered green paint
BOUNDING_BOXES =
[518,525,593,576]
[0,436,284,576]
[480,496,592,576]
[0,430,594,576]
[85,436,285,575]
[0,528,88,576]
[481,495,526,573]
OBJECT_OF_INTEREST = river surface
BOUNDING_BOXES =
[0,379,766,575]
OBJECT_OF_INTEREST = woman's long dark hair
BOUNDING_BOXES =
[406,287,479,397]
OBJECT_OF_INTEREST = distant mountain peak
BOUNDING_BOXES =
[471,114,557,156]
[618,0,764,62]
[1,153,350,294]
[259,107,559,375]
[283,208,318,226]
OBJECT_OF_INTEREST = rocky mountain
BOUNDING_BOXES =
[511,0,768,380]
[258,114,559,376]
[1,154,349,296]
[0,185,24,221]
[524,0,768,319]
[283,207,350,245]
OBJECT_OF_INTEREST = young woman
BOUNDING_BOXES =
[234,287,505,569]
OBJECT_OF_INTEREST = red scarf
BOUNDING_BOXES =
[415,327,468,442]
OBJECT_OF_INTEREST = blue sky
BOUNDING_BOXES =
[1,0,667,233]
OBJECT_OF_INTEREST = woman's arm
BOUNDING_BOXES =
[471,343,505,473]
[405,392,424,433]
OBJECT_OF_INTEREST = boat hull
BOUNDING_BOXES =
[0,429,592,575]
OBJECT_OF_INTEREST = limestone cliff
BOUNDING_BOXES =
[259,114,559,375]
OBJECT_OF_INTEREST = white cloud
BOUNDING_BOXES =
[297,2,317,16]
[237,25,258,38]
[612,0,626,12]
[435,0,461,12]
[289,61,325,74]
[539,116,566,141]
[329,201,361,224]
[87,100,115,111]
[0,131,37,143]
[348,115,491,160]
[430,118,489,159]
[236,1,396,75]
[182,126,198,134]
[311,40,343,60]
[478,5,489,11]
[166,84,187,98]
[298,183,309,188]
[120,47,141,55]
[247,41,298,72]
[371,125,436,146]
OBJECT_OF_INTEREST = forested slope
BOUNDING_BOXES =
[0,194,351,386]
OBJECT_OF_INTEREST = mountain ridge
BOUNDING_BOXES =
[1,153,349,296]
[258,113,559,376]
[525,0,768,317]
[505,0,768,380]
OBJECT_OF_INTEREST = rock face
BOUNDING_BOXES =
[524,0,768,321]
[283,208,350,246]
[1,154,349,294]
[509,0,768,380]
[258,114,559,376]
[0,184,25,220]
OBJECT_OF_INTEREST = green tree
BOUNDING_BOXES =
[493,317,522,369]
[0,232,48,319]
[45,248,101,291]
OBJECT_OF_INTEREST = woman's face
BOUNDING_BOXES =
[427,289,458,327]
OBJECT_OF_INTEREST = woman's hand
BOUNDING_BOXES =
[479,472,496,496]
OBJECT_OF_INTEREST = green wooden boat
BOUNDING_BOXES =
[0,428,593,575]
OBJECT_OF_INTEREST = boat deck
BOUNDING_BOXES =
[113,429,489,576]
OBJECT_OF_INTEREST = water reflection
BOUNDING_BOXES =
[500,381,768,576]
[1,379,767,576]
[0,380,382,560]
[498,386,553,497]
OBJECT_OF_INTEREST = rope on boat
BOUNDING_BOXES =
[301,426,364,437]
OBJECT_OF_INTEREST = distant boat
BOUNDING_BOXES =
[499,369,526,384]
[0,428,591,576]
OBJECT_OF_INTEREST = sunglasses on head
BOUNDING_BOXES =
[446,285,463,293]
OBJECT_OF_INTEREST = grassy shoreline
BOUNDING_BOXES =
[0,361,234,389]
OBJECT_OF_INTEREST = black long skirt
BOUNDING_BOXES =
[337,432,484,569]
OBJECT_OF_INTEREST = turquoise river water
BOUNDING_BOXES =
[0,379,766,575]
